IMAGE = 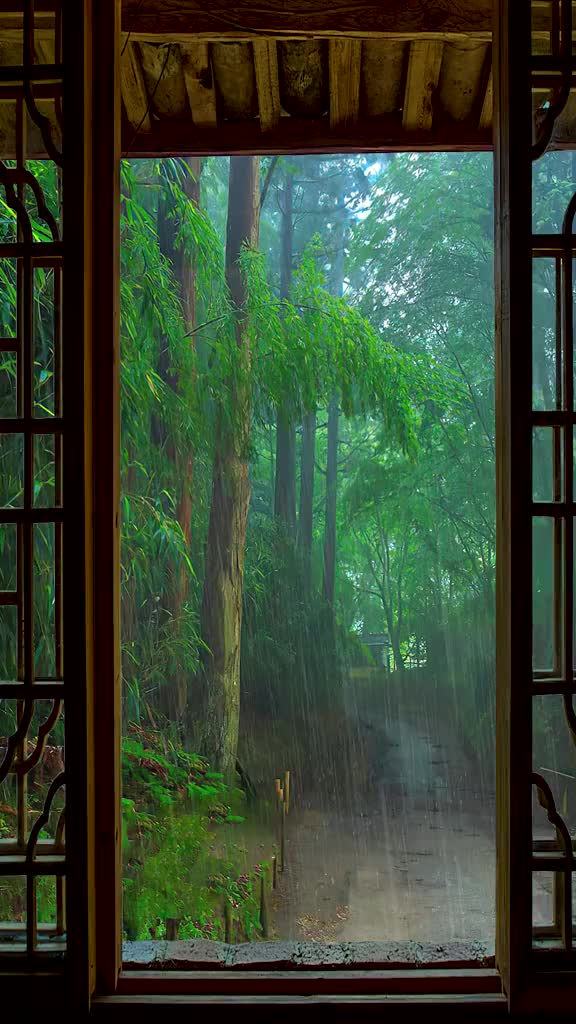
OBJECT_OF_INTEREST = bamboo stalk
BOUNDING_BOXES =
[224,900,233,943]
[259,868,269,938]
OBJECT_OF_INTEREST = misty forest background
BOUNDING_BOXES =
[1,150,575,941]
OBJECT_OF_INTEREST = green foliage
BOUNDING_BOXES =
[121,723,263,941]
[2,149,547,941]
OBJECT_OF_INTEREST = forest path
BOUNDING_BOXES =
[272,708,497,944]
[338,712,496,942]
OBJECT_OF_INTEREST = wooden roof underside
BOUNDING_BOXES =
[120,35,495,156]
[118,0,576,155]
[1,2,576,157]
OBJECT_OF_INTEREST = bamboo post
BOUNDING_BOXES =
[275,771,290,872]
[280,801,285,872]
[259,868,269,938]
[224,899,233,943]
[272,853,277,889]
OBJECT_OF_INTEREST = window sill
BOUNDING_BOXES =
[122,938,495,973]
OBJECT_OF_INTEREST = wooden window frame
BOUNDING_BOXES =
[2,0,571,1013]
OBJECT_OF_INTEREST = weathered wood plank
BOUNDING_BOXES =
[360,39,406,117]
[120,40,151,132]
[180,42,217,127]
[328,38,361,127]
[278,40,328,118]
[211,42,257,121]
[437,38,489,123]
[253,39,280,130]
[138,40,188,118]
[120,0,493,39]
[402,38,444,131]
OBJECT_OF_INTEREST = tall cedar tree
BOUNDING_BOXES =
[200,156,261,775]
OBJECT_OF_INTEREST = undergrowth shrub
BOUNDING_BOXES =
[121,722,264,942]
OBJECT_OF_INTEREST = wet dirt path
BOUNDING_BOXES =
[273,711,497,944]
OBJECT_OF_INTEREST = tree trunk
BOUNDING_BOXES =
[154,158,201,721]
[426,538,447,679]
[274,415,296,532]
[274,170,296,534]
[173,158,201,612]
[200,156,260,776]
[322,396,339,604]
[390,627,405,672]
[298,409,316,580]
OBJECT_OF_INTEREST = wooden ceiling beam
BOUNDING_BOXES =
[180,42,217,127]
[253,40,281,131]
[120,41,151,133]
[403,39,444,132]
[121,0,493,40]
[121,114,492,159]
[329,38,361,127]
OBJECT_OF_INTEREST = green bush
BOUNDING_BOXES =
[121,723,265,942]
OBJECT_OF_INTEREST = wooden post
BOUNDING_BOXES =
[90,0,123,999]
[224,900,233,943]
[275,771,290,872]
[259,868,269,938]
[165,917,180,940]
[493,0,534,1005]
[272,853,277,889]
[280,803,285,873]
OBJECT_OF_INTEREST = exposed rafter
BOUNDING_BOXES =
[253,40,281,131]
[120,41,151,133]
[9,2,576,158]
[403,39,444,132]
[329,39,362,128]
[180,42,217,127]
